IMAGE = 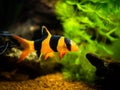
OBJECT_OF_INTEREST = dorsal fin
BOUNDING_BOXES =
[41,26,51,37]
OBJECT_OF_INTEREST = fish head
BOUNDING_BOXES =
[59,38,79,59]
[70,40,79,52]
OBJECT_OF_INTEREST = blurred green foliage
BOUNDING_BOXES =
[55,0,120,82]
[61,49,96,83]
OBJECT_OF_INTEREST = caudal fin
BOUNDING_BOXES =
[12,34,35,62]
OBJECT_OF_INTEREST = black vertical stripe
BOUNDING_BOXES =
[50,35,61,52]
[34,27,48,57]
[34,39,42,57]
[34,35,48,57]
[64,38,71,51]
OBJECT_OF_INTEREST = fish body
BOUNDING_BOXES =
[0,26,79,62]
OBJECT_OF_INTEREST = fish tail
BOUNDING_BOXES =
[12,34,34,62]
[17,49,31,63]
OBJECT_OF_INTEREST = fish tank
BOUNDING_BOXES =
[0,0,120,90]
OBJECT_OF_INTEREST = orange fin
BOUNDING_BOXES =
[17,49,31,63]
[44,52,54,60]
[12,34,34,62]
[42,26,51,36]
[60,52,66,60]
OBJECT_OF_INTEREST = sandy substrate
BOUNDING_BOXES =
[0,73,95,90]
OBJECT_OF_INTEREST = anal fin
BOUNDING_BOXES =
[44,52,54,60]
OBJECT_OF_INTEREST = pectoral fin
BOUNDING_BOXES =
[60,52,66,60]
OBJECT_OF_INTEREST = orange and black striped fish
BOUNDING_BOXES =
[0,26,79,62]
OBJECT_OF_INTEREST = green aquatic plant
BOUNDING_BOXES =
[56,1,120,42]
[61,45,97,83]
[55,0,120,82]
